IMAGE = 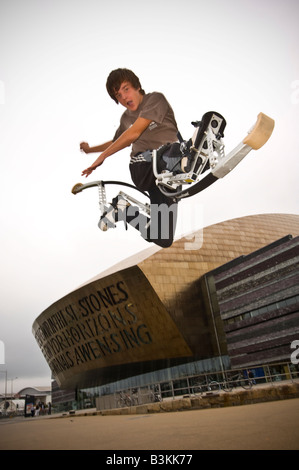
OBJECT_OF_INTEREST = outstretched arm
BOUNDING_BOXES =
[81,117,151,177]
[80,141,113,154]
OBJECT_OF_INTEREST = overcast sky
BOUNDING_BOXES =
[0,0,298,393]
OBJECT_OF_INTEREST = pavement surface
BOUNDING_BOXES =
[0,397,299,451]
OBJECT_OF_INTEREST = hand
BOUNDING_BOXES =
[81,165,96,177]
[80,142,90,153]
[81,154,106,178]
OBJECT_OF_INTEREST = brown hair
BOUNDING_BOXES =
[106,68,145,104]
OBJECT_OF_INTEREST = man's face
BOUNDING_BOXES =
[114,81,143,111]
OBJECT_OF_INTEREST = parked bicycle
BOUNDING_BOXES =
[116,391,138,408]
[149,385,162,402]
[148,390,162,402]
[222,372,253,392]
[191,380,221,395]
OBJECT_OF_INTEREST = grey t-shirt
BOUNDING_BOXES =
[113,92,178,157]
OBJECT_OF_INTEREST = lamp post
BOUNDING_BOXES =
[0,370,7,415]
[9,377,18,411]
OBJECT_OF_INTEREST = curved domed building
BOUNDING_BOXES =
[33,213,299,402]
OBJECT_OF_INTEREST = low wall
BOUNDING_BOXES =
[96,382,299,416]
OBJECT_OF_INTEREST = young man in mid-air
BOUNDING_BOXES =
[81,68,179,248]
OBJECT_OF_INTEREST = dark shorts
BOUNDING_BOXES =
[130,161,174,206]
[130,161,156,192]
[129,161,178,248]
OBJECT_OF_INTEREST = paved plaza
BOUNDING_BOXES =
[0,398,298,450]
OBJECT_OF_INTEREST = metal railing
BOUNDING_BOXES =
[95,361,299,410]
